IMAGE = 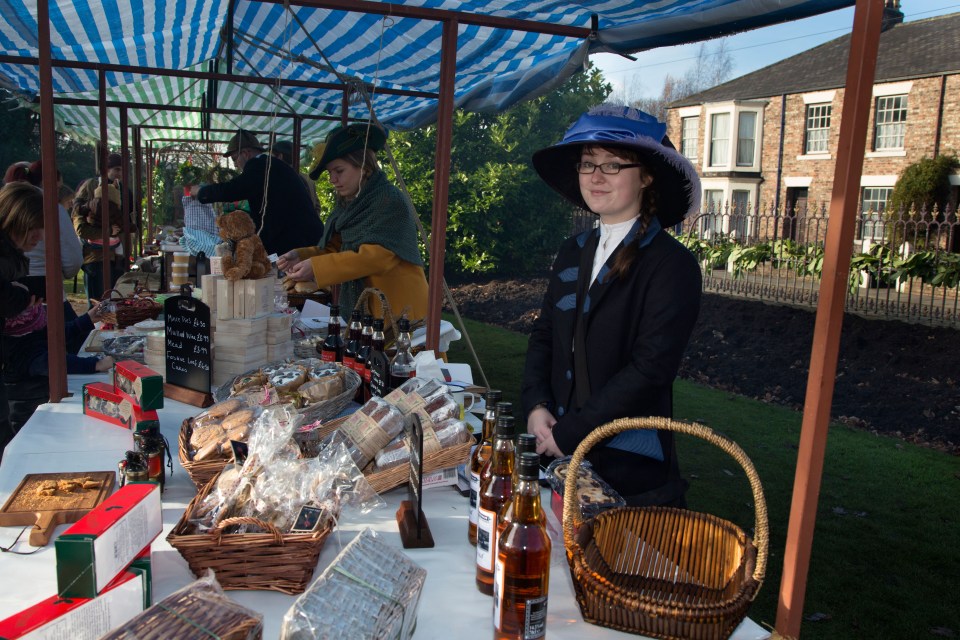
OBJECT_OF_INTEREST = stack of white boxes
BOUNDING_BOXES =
[202,274,295,388]
[142,332,166,381]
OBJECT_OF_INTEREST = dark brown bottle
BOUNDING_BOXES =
[354,314,373,402]
[476,413,515,595]
[365,318,386,399]
[494,452,550,640]
[388,317,416,390]
[342,309,363,370]
[468,390,502,545]
[499,433,543,536]
[320,304,344,363]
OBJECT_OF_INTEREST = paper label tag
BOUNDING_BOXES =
[468,471,481,525]
[476,506,497,571]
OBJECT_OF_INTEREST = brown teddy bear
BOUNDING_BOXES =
[216,210,272,281]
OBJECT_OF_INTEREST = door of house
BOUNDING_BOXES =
[784,187,809,241]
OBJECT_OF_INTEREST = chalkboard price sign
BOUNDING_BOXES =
[164,285,212,395]
[396,413,434,548]
[368,350,390,398]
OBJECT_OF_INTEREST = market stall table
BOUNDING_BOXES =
[0,373,770,639]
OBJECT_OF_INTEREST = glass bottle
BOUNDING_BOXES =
[343,309,363,371]
[468,390,502,545]
[494,452,551,640]
[320,304,344,363]
[476,413,515,595]
[389,317,416,390]
[499,433,544,536]
[354,314,374,402]
[366,318,386,398]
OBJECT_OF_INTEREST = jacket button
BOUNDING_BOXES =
[557,406,565,416]
[565,370,572,380]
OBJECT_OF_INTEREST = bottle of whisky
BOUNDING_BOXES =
[494,451,551,640]
[468,389,502,545]
[342,309,363,371]
[498,433,543,536]
[320,304,344,363]
[389,317,416,390]
[476,413,515,595]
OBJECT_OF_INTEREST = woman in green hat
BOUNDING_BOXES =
[278,123,427,327]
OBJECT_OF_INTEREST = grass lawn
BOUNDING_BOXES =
[445,314,960,640]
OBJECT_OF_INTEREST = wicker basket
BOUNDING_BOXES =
[563,417,768,640]
[99,288,162,329]
[178,417,230,490]
[167,473,333,594]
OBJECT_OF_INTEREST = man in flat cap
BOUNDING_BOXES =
[191,130,323,255]
[270,139,322,219]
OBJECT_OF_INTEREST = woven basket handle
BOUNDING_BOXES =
[561,416,768,583]
[101,288,126,301]
[212,516,284,545]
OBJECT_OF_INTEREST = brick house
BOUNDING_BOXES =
[665,3,960,246]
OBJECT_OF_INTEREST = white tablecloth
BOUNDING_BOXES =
[0,374,769,639]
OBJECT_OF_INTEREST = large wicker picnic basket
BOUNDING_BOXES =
[564,417,768,640]
[167,472,333,594]
[99,288,162,329]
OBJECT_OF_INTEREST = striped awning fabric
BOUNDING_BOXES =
[0,0,854,144]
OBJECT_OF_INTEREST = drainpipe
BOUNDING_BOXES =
[773,93,786,242]
[934,74,946,157]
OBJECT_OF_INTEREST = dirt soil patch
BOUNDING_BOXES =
[446,278,960,454]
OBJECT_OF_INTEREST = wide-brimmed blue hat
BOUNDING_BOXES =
[532,104,701,227]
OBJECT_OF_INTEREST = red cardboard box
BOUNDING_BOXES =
[55,484,162,598]
[0,569,147,639]
[82,382,127,428]
[113,360,164,411]
[121,400,160,433]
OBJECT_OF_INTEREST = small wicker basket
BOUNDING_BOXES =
[178,417,229,490]
[167,474,333,594]
[563,417,768,640]
[98,288,162,329]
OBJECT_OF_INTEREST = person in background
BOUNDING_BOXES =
[277,122,428,327]
[522,104,702,507]
[2,162,30,186]
[191,130,324,256]
[179,189,220,258]
[72,181,125,307]
[271,139,322,218]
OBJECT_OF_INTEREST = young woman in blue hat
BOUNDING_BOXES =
[277,122,428,327]
[522,105,702,507]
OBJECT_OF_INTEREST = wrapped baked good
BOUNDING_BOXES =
[232,371,266,394]
[298,372,344,403]
[374,418,472,470]
[383,377,448,414]
[189,397,263,461]
[269,365,308,393]
[545,456,626,521]
[324,397,406,469]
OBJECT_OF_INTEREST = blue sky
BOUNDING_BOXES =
[592,1,960,101]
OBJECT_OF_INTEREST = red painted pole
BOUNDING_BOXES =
[774,0,884,637]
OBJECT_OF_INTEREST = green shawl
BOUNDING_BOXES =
[319,170,423,313]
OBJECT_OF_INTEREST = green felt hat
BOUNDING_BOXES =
[308,123,387,180]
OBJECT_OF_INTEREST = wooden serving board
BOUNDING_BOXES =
[0,471,116,546]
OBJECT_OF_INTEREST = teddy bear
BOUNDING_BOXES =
[216,209,272,281]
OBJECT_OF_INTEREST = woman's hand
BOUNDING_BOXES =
[276,250,300,272]
[95,355,115,373]
[285,259,315,282]
[528,406,563,457]
[111,224,121,236]
[87,301,106,323]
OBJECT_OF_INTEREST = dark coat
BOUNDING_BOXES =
[0,230,30,321]
[521,226,701,499]
[198,154,324,256]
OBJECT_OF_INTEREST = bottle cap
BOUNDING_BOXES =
[485,389,502,404]
[373,318,385,330]
[518,452,541,480]
[351,309,362,320]
[516,433,537,456]
[329,304,340,316]
[397,317,410,332]
[495,401,513,416]
[362,314,373,325]
[495,414,515,438]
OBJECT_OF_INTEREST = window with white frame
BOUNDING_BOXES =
[736,112,756,166]
[700,189,725,237]
[804,104,831,154]
[731,190,751,238]
[874,95,907,150]
[709,113,730,167]
[859,187,892,240]
[681,116,699,161]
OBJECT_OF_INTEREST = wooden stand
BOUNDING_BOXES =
[163,382,213,408]
[396,500,434,548]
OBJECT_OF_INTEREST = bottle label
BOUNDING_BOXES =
[320,350,336,363]
[493,555,505,630]
[476,506,497,571]
[468,471,480,524]
[343,355,356,369]
[524,595,548,639]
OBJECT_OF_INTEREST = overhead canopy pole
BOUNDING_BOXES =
[133,126,143,255]
[425,18,458,352]
[98,70,111,295]
[37,0,67,402]
[775,0,884,637]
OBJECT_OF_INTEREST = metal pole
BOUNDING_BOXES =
[98,70,111,295]
[133,127,143,255]
[120,108,131,267]
[293,116,302,172]
[37,0,67,401]
[775,0,883,637]
[425,18,457,352]
[146,140,154,246]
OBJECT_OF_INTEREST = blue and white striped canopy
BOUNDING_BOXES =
[0,0,854,144]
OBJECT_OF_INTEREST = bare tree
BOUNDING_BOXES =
[619,38,734,111]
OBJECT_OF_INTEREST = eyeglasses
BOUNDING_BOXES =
[575,161,644,175]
